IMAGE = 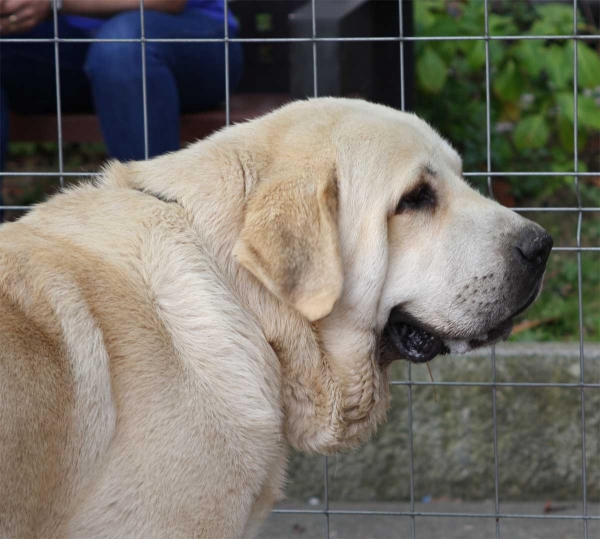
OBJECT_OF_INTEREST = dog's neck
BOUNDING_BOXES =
[98,128,390,454]
[99,129,257,257]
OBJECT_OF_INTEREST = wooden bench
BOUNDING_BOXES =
[9,93,291,144]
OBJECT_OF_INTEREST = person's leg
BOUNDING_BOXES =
[1,87,9,173]
[84,11,179,161]
[138,7,243,115]
[0,20,92,117]
[84,8,243,162]
[164,14,243,115]
[1,87,8,218]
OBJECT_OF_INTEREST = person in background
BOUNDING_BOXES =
[0,0,243,168]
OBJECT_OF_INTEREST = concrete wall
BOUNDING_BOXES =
[284,344,600,503]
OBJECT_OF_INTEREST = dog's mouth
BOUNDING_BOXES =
[381,312,513,364]
[381,280,543,364]
[384,317,449,364]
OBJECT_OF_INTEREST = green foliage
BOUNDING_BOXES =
[493,60,523,102]
[556,92,600,130]
[414,1,600,342]
[513,115,549,150]
[417,48,448,94]
[576,41,600,88]
[414,0,599,176]
[544,44,572,89]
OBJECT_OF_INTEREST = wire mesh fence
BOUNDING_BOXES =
[0,1,598,538]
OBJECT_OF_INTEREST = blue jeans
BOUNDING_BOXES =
[0,8,243,166]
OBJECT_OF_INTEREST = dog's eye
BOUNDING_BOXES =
[396,183,436,214]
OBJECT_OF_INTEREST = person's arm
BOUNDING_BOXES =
[60,0,188,17]
[0,0,187,33]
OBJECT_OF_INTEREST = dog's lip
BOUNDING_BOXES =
[382,278,544,364]
[509,274,544,319]
[382,312,509,364]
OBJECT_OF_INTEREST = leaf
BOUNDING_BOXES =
[550,158,587,174]
[536,3,575,21]
[550,159,573,173]
[466,41,486,71]
[557,93,576,123]
[578,96,600,130]
[489,41,505,67]
[513,41,545,78]
[417,48,447,94]
[577,42,600,89]
[423,17,462,38]
[535,3,578,35]
[452,57,472,78]
[549,149,589,184]
[513,115,550,150]
[488,14,518,36]
[458,1,484,36]
[414,0,447,33]
[557,93,600,130]
[414,1,436,31]
[557,114,588,153]
[530,19,558,37]
[544,44,572,90]
[438,41,460,63]
[493,60,523,102]
[492,136,513,165]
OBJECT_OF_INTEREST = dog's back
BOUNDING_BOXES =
[0,183,283,538]
[0,200,118,537]
[0,231,75,537]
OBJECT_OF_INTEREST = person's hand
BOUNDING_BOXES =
[0,0,51,34]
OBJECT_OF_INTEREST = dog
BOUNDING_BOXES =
[0,98,552,538]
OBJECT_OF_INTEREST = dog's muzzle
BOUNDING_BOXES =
[379,227,553,365]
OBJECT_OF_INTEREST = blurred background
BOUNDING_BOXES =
[2,1,599,537]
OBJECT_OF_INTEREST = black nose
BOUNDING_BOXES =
[515,228,553,267]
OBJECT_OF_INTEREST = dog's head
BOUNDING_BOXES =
[232,98,552,451]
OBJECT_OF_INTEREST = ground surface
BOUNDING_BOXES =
[258,501,599,539]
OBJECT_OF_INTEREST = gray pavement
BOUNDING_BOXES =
[258,501,600,539]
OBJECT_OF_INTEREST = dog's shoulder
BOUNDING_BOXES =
[0,173,281,408]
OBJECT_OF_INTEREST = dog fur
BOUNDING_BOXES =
[0,98,547,538]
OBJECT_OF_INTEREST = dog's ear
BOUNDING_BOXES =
[233,168,342,321]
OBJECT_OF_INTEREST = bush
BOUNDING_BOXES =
[414,0,599,195]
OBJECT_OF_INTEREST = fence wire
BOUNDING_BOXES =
[1,1,599,538]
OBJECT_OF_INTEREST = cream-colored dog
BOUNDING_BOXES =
[0,98,552,538]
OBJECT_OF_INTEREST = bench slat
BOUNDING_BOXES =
[9,94,291,144]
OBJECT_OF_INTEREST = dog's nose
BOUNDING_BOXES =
[515,227,553,267]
